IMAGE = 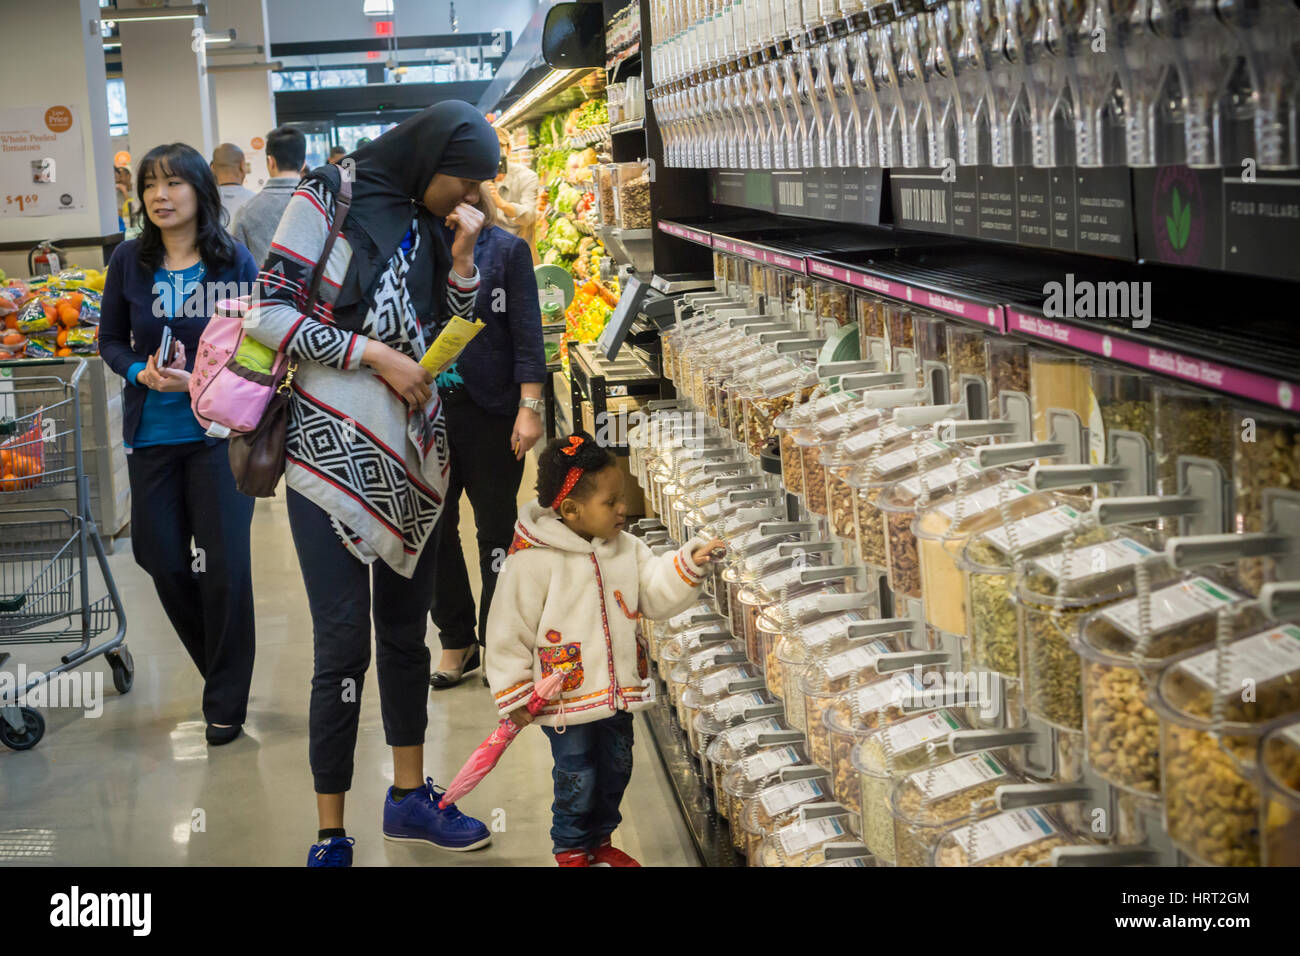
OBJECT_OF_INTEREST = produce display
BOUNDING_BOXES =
[517,91,629,375]
[1,268,105,360]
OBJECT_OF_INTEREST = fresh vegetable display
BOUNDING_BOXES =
[0,267,104,360]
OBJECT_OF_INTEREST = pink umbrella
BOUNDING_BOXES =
[438,671,566,808]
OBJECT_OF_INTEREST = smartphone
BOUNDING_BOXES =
[157,326,177,367]
[497,154,509,176]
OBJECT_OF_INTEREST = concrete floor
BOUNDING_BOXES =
[0,454,697,867]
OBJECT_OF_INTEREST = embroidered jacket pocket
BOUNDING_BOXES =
[538,643,585,692]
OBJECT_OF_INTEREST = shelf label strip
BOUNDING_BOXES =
[805,259,1006,332]
[658,221,712,246]
[1006,309,1299,412]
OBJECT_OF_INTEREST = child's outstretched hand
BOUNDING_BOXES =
[691,538,726,567]
[509,706,535,729]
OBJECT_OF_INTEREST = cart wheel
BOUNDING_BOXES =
[0,708,45,751]
[108,646,134,695]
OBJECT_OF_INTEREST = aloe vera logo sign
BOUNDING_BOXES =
[1152,166,1204,264]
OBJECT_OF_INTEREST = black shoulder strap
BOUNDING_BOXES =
[305,175,352,314]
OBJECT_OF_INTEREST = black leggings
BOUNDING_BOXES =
[287,489,437,794]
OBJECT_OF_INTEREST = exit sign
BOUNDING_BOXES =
[373,20,394,36]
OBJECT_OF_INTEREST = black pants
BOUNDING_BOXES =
[287,489,437,794]
[126,440,255,725]
[430,394,526,651]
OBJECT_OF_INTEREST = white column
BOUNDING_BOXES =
[206,0,277,190]
[117,3,214,160]
[0,0,117,265]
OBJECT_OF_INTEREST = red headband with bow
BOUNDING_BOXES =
[551,436,586,510]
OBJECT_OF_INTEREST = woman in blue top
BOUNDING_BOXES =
[99,143,259,746]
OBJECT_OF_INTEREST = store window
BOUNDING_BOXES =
[315,69,368,89]
[106,78,128,137]
[336,124,397,153]
[271,71,310,92]
[271,69,368,92]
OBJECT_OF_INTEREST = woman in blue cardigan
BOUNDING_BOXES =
[428,191,547,687]
[99,143,259,745]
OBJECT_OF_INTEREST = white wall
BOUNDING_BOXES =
[265,0,541,45]
[119,16,215,161]
[0,0,118,253]
[207,0,278,190]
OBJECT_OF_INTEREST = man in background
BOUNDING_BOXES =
[231,126,307,266]
[484,128,539,260]
[211,143,255,232]
[113,166,141,237]
[327,146,346,165]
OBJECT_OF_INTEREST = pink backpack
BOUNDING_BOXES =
[189,176,351,439]
[189,298,290,438]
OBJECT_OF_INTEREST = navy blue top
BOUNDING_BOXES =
[124,262,212,448]
[99,238,259,447]
[433,223,546,417]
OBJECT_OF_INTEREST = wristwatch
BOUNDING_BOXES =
[519,397,544,414]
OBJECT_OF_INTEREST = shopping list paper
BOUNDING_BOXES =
[419,316,485,377]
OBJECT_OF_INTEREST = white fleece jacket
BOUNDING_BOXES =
[486,501,708,727]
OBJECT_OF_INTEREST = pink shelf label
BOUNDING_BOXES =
[658,221,710,245]
[806,260,1006,332]
[1006,309,1299,411]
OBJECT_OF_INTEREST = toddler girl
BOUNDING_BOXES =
[486,432,722,866]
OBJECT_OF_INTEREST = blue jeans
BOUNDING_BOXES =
[540,711,635,853]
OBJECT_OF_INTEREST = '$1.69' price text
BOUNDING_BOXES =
[6,194,38,212]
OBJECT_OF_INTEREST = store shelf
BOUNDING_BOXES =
[640,682,744,868]
[657,219,712,247]
[611,118,644,135]
[656,215,1300,412]
[491,67,605,130]
[567,124,611,149]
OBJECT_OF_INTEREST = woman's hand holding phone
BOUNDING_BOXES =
[362,339,433,408]
[140,346,191,392]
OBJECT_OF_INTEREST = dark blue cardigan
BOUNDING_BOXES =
[98,239,259,446]
[436,222,547,417]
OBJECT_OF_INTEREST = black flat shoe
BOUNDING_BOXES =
[206,723,243,745]
[429,646,480,691]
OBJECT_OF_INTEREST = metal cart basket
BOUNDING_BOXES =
[0,357,130,750]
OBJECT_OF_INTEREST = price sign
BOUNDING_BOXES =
[0,105,87,219]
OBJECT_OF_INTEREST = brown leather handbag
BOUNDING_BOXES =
[229,176,352,497]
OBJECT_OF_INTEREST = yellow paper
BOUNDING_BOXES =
[419,316,485,377]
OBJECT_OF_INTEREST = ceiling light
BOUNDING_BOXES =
[95,3,207,27]
[495,68,582,129]
[205,60,283,73]
[363,0,394,15]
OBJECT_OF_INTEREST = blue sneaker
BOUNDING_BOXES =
[382,778,492,852]
[307,836,355,867]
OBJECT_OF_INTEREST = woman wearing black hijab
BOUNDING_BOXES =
[246,101,500,867]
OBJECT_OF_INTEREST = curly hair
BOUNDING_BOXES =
[536,432,615,508]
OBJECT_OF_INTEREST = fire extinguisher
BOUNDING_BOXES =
[28,240,67,276]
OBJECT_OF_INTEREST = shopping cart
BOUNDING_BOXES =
[0,357,130,750]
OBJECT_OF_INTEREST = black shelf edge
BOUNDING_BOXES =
[640,678,744,868]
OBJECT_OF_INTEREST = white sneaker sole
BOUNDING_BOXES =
[382,832,493,852]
